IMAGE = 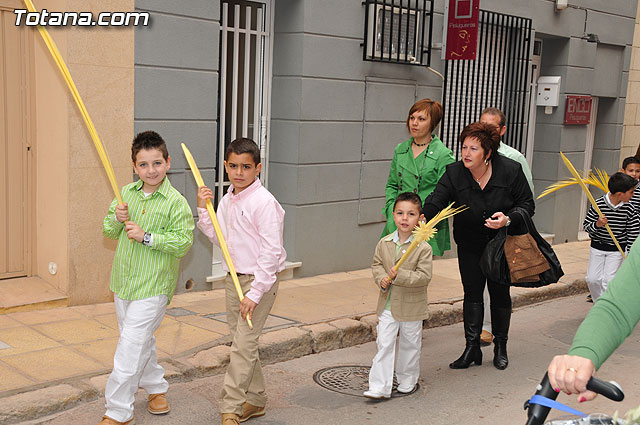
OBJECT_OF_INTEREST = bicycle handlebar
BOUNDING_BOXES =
[524,372,624,425]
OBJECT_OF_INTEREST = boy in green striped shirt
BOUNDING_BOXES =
[100,131,194,425]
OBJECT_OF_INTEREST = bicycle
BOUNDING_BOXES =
[524,372,626,425]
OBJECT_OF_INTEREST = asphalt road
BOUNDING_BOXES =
[21,295,640,425]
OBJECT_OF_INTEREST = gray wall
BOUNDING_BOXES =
[134,0,220,293]
[269,0,447,276]
[131,0,638,285]
[270,0,637,275]
[522,4,635,242]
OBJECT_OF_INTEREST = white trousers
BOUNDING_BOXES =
[482,287,491,332]
[105,295,168,422]
[586,248,623,302]
[368,310,423,395]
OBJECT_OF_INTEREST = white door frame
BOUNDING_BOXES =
[579,97,599,232]
[525,39,542,166]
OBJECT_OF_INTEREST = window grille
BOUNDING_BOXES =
[363,0,433,66]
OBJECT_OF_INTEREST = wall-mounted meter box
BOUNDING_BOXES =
[537,76,561,107]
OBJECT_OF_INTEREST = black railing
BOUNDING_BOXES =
[362,0,433,66]
[442,10,532,159]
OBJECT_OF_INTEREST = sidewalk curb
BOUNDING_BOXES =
[0,279,587,424]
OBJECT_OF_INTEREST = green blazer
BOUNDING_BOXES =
[382,135,455,256]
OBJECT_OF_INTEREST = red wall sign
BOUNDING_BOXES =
[445,0,479,60]
[564,96,593,125]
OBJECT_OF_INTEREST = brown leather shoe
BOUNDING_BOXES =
[221,413,240,425]
[480,330,494,346]
[239,402,265,422]
[147,393,170,415]
[98,416,135,425]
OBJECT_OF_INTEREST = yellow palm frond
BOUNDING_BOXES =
[394,203,467,271]
[537,178,582,199]
[591,168,609,192]
[537,167,610,200]
[560,152,625,257]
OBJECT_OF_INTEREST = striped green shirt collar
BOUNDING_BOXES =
[130,176,171,199]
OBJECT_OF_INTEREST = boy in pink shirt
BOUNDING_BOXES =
[196,137,286,425]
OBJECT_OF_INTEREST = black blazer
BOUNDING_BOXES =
[423,154,535,249]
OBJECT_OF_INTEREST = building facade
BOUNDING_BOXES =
[1,0,637,306]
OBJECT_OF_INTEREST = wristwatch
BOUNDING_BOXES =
[505,217,511,227]
[142,232,152,246]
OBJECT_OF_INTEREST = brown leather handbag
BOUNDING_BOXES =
[504,233,550,284]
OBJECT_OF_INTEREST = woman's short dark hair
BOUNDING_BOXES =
[459,122,501,160]
[225,137,261,165]
[406,99,443,134]
[608,172,637,194]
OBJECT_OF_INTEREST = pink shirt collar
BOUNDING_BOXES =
[228,178,262,199]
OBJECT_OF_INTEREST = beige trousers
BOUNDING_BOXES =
[220,274,279,414]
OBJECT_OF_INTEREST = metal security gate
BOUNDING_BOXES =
[217,0,273,204]
[442,10,532,159]
[210,0,273,281]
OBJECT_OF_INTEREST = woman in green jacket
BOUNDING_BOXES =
[382,99,455,256]
[547,238,640,402]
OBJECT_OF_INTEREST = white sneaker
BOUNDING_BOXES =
[363,390,390,399]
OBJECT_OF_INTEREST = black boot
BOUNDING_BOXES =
[491,306,511,370]
[449,302,483,369]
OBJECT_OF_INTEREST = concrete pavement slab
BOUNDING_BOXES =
[0,363,37,393]
[68,302,115,318]
[172,313,230,334]
[0,327,61,357]
[0,314,21,330]
[2,346,104,382]
[0,240,592,423]
[33,319,119,345]
[6,308,85,325]
[71,338,120,367]
[154,321,224,356]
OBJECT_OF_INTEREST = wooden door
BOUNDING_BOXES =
[0,1,32,279]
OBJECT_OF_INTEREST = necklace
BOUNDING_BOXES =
[412,136,431,147]
[473,164,490,182]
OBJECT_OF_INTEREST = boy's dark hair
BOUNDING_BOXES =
[225,137,261,165]
[481,107,507,127]
[393,192,423,213]
[608,172,637,194]
[458,121,501,160]
[131,131,169,162]
[622,156,640,170]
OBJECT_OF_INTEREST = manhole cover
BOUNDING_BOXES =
[313,365,419,398]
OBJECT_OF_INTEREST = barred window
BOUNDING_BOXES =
[363,0,433,66]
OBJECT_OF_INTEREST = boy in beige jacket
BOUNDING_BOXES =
[365,192,433,399]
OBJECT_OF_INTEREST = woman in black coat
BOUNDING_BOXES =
[423,122,534,370]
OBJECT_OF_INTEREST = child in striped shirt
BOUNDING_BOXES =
[583,172,639,301]
[101,131,194,425]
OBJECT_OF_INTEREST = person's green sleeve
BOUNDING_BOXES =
[568,239,640,369]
